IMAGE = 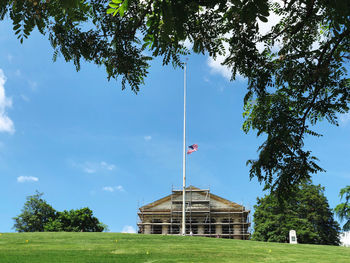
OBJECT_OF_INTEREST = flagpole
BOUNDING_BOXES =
[182,62,187,236]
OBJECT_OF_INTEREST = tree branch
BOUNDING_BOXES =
[297,28,350,142]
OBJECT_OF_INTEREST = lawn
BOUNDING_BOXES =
[0,232,349,262]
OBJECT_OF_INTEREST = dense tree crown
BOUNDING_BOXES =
[252,182,340,245]
[334,185,350,231]
[13,192,106,232]
[1,0,350,195]
[13,191,56,232]
[44,208,107,232]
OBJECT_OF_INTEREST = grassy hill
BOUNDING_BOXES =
[0,232,349,263]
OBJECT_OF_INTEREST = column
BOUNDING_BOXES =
[162,224,168,235]
[198,225,204,235]
[144,225,151,234]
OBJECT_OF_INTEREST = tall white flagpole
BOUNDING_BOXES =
[182,62,187,235]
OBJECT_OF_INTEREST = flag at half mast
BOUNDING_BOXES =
[187,144,198,154]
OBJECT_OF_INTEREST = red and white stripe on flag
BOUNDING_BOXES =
[187,144,198,154]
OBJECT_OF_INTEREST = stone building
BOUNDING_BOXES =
[137,186,250,239]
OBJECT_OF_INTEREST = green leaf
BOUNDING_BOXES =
[61,0,80,8]
[259,9,270,17]
[258,16,268,23]
[107,8,116,14]
[13,24,21,31]
[255,0,270,16]
[118,0,128,17]
[119,7,125,17]
[109,3,119,8]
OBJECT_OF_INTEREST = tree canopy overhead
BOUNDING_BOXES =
[1,0,350,195]
[0,0,152,91]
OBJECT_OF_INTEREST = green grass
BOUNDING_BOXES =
[0,232,349,263]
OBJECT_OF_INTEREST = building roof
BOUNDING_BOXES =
[139,185,246,211]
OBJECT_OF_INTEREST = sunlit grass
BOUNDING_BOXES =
[0,232,349,262]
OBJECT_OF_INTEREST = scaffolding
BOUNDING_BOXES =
[170,186,211,235]
[137,186,250,239]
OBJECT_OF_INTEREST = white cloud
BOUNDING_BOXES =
[207,54,247,82]
[7,54,13,63]
[20,94,30,102]
[207,50,232,80]
[73,161,116,174]
[100,161,116,171]
[102,186,114,192]
[0,69,15,134]
[102,185,124,192]
[340,113,350,126]
[207,40,247,82]
[75,162,97,174]
[115,185,124,191]
[256,8,282,53]
[182,38,193,50]
[28,80,38,91]
[257,1,283,36]
[17,176,39,183]
[84,167,96,174]
[121,225,136,233]
[15,69,21,77]
[144,135,152,141]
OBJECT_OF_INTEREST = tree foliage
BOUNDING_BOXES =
[2,0,350,195]
[0,0,151,92]
[252,182,340,245]
[334,185,350,231]
[44,208,106,232]
[13,191,56,232]
[13,192,106,232]
[110,0,350,196]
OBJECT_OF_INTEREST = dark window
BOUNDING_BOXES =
[186,219,198,234]
[222,218,234,234]
[169,219,180,234]
[151,219,162,234]
[204,218,216,234]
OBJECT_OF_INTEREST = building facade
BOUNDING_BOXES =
[137,186,250,239]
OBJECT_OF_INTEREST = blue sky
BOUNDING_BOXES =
[0,19,349,233]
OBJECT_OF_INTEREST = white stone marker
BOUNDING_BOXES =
[289,230,297,244]
[340,231,350,247]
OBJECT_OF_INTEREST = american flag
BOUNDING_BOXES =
[187,144,198,154]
